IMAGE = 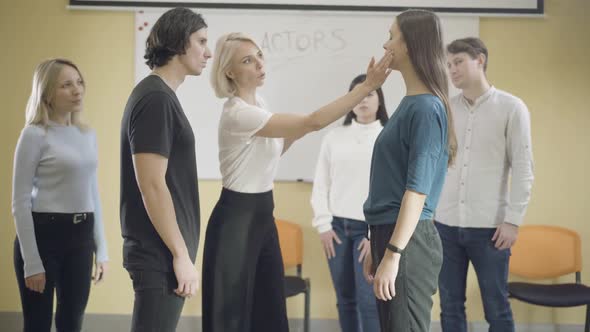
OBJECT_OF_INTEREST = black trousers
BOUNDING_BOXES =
[370,220,443,332]
[14,212,95,332]
[128,270,185,332]
[202,188,289,332]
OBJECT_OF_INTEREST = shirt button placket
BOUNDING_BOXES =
[459,107,476,227]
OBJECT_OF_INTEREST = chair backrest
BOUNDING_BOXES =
[509,225,582,279]
[275,219,304,269]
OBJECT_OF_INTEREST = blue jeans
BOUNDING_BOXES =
[327,217,379,332]
[435,221,514,332]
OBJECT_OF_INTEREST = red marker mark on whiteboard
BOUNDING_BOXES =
[144,22,149,27]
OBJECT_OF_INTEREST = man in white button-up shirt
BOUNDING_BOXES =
[435,38,534,332]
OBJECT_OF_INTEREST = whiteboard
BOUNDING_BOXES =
[71,0,544,15]
[81,0,539,5]
[134,10,478,181]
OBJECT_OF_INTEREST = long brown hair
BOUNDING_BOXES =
[397,9,457,166]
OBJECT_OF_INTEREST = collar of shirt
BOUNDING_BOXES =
[350,119,383,130]
[460,86,496,110]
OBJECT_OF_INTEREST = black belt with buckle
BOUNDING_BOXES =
[72,213,88,224]
[32,212,93,225]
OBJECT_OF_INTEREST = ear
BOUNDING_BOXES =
[225,70,235,80]
[477,53,487,68]
[401,39,409,55]
[399,38,406,52]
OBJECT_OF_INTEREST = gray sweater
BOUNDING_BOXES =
[12,121,108,278]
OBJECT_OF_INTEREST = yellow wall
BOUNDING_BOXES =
[0,0,588,325]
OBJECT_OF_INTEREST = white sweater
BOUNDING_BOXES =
[310,120,383,233]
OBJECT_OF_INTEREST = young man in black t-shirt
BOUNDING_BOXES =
[120,7,211,331]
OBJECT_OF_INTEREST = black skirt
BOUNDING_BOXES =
[202,188,289,332]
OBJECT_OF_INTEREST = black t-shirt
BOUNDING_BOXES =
[120,75,200,272]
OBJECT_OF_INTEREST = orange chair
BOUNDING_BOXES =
[275,219,311,332]
[508,225,590,331]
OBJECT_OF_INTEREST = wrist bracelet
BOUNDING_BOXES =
[386,243,404,255]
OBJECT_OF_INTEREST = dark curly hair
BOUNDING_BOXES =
[144,7,207,69]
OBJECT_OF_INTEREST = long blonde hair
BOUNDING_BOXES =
[25,58,87,130]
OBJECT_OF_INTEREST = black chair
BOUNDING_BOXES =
[508,225,590,331]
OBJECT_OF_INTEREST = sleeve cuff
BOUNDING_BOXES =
[314,217,333,233]
[95,253,109,263]
[24,260,45,279]
[406,184,429,196]
[95,243,109,263]
[505,211,524,226]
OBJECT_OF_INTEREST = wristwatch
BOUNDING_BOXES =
[386,243,404,255]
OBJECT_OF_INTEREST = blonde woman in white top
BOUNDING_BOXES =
[311,74,388,332]
[202,33,392,332]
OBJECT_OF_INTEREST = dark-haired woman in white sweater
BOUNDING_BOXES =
[311,73,388,332]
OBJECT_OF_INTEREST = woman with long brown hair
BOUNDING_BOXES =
[362,9,457,332]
